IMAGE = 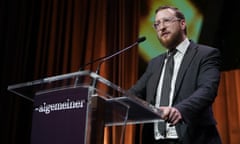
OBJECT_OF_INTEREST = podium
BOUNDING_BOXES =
[8,70,163,144]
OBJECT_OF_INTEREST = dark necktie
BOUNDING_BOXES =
[158,49,177,137]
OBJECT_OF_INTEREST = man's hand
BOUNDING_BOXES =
[159,106,182,125]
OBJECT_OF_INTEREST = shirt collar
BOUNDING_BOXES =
[175,38,190,54]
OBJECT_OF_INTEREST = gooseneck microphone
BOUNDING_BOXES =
[79,36,146,71]
[89,36,146,91]
[94,36,146,75]
[89,37,146,89]
[74,37,146,87]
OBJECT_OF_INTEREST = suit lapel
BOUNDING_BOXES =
[173,42,197,102]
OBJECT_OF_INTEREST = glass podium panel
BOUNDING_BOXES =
[8,70,163,144]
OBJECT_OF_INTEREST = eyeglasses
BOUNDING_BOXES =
[153,17,181,30]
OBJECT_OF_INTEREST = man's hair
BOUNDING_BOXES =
[155,6,187,34]
[155,6,185,20]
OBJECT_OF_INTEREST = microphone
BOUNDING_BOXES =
[94,36,146,74]
[91,37,146,92]
[74,37,146,87]
[90,37,146,89]
[79,36,146,71]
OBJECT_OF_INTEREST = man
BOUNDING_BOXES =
[128,6,222,144]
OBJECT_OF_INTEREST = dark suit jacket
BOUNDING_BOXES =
[129,41,222,144]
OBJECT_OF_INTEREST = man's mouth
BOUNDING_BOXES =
[161,32,170,38]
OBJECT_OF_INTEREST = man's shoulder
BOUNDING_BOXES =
[189,41,219,53]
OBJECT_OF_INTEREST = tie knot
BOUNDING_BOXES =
[167,48,177,57]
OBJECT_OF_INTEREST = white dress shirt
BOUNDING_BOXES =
[154,38,190,140]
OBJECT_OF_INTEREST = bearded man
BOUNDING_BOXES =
[128,5,222,144]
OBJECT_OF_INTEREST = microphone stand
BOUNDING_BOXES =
[74,37,146,89]
[91,37,146,89]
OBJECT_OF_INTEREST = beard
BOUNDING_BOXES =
[159,30,183,50]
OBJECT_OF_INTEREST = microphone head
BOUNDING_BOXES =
[137,36,146,43]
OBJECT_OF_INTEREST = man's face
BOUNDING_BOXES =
[154,9,186,49]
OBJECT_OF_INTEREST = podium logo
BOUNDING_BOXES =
[34,99,86,114]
